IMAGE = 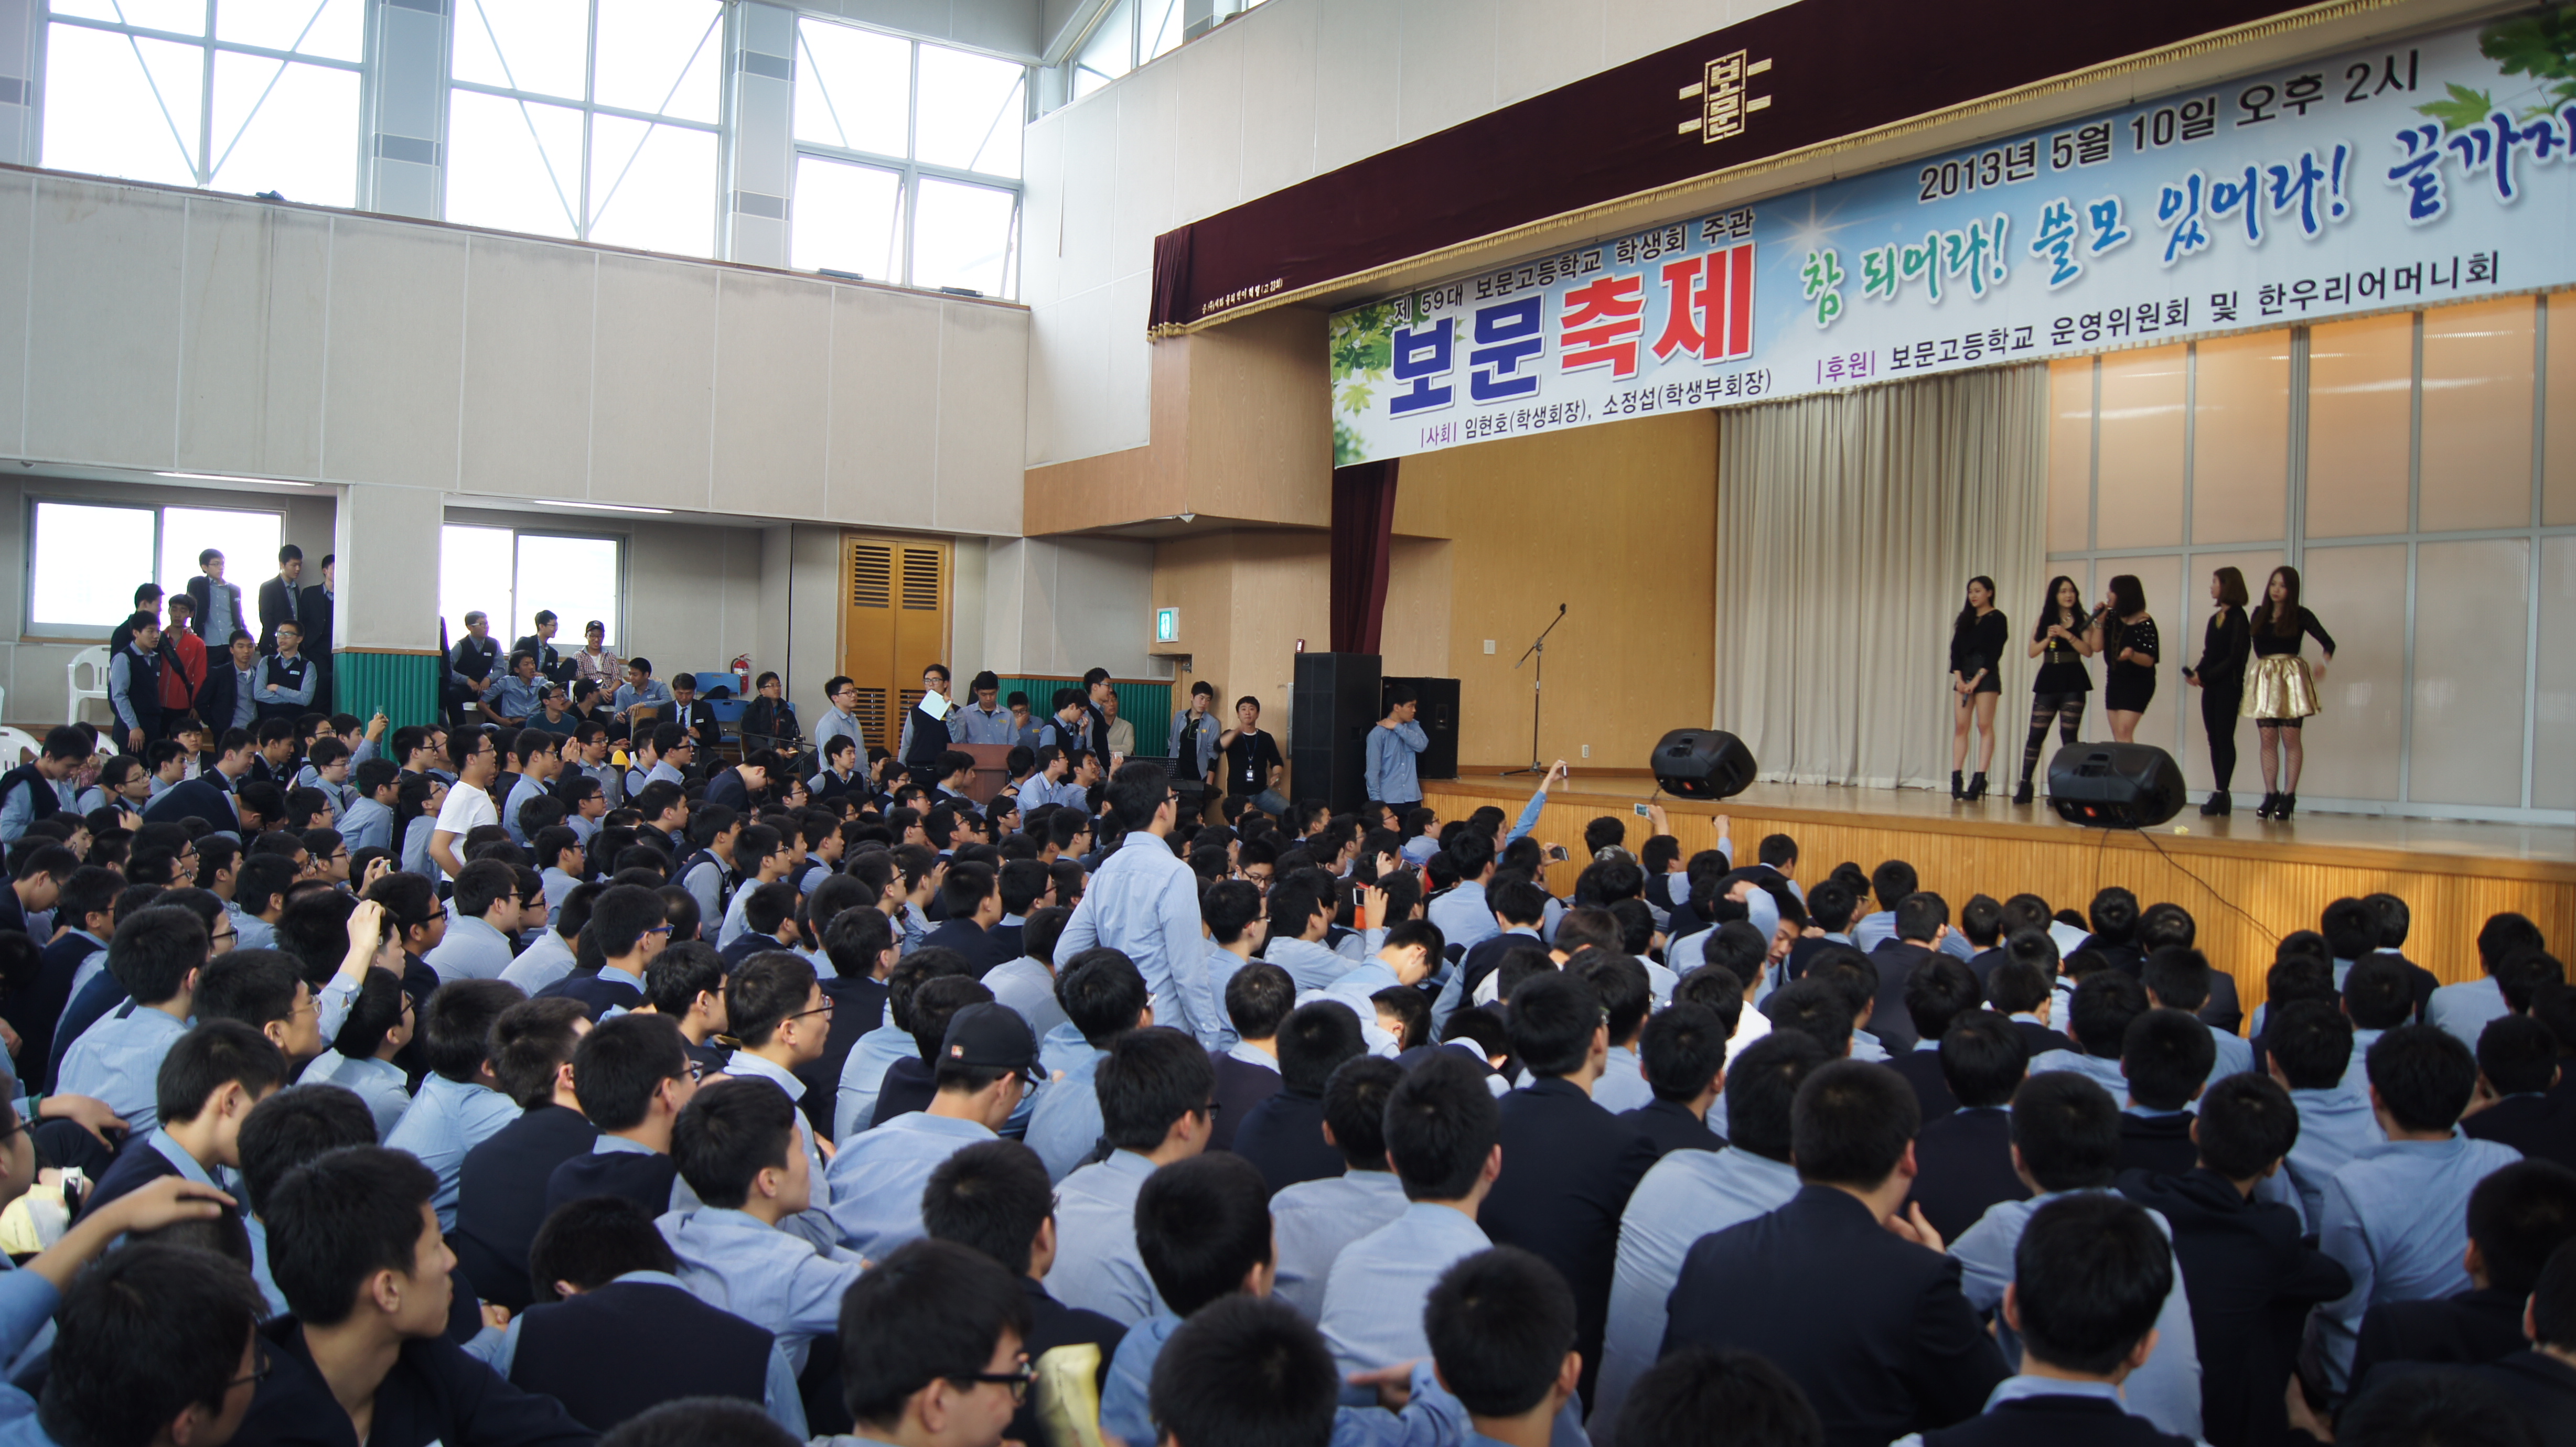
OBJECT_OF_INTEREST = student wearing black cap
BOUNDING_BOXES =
[824,1001,1042,1259]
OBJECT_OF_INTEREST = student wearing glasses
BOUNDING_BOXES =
[536,883,666,1020]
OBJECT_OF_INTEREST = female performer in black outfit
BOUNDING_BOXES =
[2246,564,2336,819]
[1948,576,2007,801]
[2091,574,2159,743]
[2182,566,2251,815]
[2013,575,2095,804]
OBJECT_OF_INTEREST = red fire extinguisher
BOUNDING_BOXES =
[731,654,752,696]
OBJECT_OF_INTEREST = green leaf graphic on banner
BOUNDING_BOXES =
[2417,81,2497,133]
[1330,301,1403,466]
[2478,6,2576,116]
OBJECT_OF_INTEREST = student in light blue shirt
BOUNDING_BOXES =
[1271,1059,1411,1321]
[2311,1023,2525,1392]
[486,652,545,727]
[55,909,207,1136]
[1426,837,1500,956]
[611,658,677,724]
[719,956,843,1248]
[336,758,401,854]
[1055,776,1216,1044]
[1097,1151,1278,1444]
[1048,1027,1212,1327]
[0,729,83,846]
[1265,884,1357,996]
[2262,999,2390,1232]
[1362,689,1429,810]
[1318,1053,1502,1379]
[659,1078,865,1375]
[297,971,417,1141]
[422,859,523,983]
[2140,946,2251,1079]
[384,977,527,1231]
[2024,970,2146,1100]
[825,1003,1035,1258]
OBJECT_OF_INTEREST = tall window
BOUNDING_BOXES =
[26,498,281,635]
[791,18,1025,297]
[1063,0,1265,103]
[446,0,724,257]
[439,524,622,655]
[40,0,363,207]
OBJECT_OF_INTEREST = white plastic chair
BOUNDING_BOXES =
[66,646,110,726]
[0,726,41,766]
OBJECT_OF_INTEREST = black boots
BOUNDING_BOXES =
[2013,779,2034,805]
[2199,791,2231,816]
[2277,793,2298,820]
[1952,770,1965,801]
[1967,772,1989,801]
[2257,792,2288,819]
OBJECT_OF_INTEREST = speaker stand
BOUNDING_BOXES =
[1501,604,1566,778]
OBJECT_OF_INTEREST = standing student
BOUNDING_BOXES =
[253,622,318,722]
[107,611,167,753]
[1948,576,2007,802]
[186,546,248,653]
[254,544,303,654]
[2183,566,2253,816]
[2091,575,2159,744]
[1168,681,1221,790]
[1365,684,1430,817]
[300,555,335,712]
[2014,576,2095,805]
[1217,696,1287,814]
[2244,565,2337,821]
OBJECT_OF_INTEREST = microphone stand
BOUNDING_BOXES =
[1502,604,1567,778]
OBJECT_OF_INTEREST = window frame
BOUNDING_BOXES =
[438,519,628,657]
[22,493,289,642]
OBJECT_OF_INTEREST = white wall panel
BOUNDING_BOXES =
[324,217,470,490]
[459,237,596,500]
[177,205,333,481]
[29,179,186,468]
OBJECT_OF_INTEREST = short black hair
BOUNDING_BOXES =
[2120,1008,2216,1111]
[2068,970,2149,1059]
[2267,1000,2356,1090]
[1789,1060,1918,1188]
[1725,1031,1826,1163]
[2010,1072,2121,1191]
[1136,1152,1274,1315]
[1097,1025,1215,1151]
[1150,1294,1338,1447]
[1057,947,1149,1047]
[591,882,668,957]
[1424,1247,1576,1418]
[2366,1024,2479,1133]
[2478,912,2548,972]
[527,1195,679,1301]
[2476,1013,2561,1096]
[2140,946,2214,1012]
[2087,886,2140,943]
[724,952,819,1048]
[2536,1238,2576,1352]
[1939,1010,2027,1109]
[573,1012,691,1131]
[38,1244,267,1447]
[109,904,210,1006]
[1321,1056,1402,1171]
[155,1018,290,1127]
[2011,1193,2173,1375]
[1613,1345,1823,1447]
[193,947,306,1034]
[1224,960,1296,1042]
[2333,1366,2537,1447]
[1638,1002,1729,1103]
[2465,1160,2576,1296]
[265,1146,439,1325]
[2320,897,2379,961]
[237,1084,378,1216]
[1384,1053,1500,1201]
[1805,879,1858,935]
[1761,977,1853,1058]
[1904,957,1980,1042]
[2343,954,2415,1031]
[839,1238,1032,1428]
[1276,1001,1366,1096]
[490,996,589,1108]
[1575,951,1652,1046]
[1984,958,2052,1017]
[2192,1072,2300,1180]
[1506,969,1601,1078]
[673,1078,799,1208]
[924,1139,1054,1277]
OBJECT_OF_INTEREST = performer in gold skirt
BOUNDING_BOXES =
[2242,565,2335,821]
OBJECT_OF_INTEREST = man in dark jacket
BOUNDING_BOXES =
[255,545,303,655]
[449,999,597,1312]
[1232,1001,1364,1194]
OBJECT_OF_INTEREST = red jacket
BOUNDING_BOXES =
[159,628,208,716]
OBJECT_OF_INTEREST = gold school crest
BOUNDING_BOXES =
[1678,50,1773,143]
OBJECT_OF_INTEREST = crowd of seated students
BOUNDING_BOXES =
[0,652,2569,1447]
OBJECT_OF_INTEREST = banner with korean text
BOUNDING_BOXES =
[1327,7,2576,466]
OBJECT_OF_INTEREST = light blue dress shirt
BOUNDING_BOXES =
[105,645,159,735]
[1316,959,1403,1022]
[2024,1049,2129,1098]
[1318,1200,1491,1378]
[951,703,1017,746]
[2208,1027,2253,1083]
[1853,912,1979,962]
[1099,1309,1183,1445]
[486,1270,807,1438]
[2425,977,2509,1054]
[56,1005,189,1136]
[501,773,551,846]
[243,1213,288,1319]
[385,1073,523,1230]
[299,1050,411,1140]
[1426,880,1497,955]
[254,652,317,710]
[1049,1150,1167,1327]
[1948,1188,2202,1440]
[1270,936,1357,994]
[338,795,395,853]
[657,1207,867,1374]
[1591,1045,1656,1116]
[196,578,244,649]
[487,674,543,724]
[1272,1169,1410,1321]
[833,1022,920,1147]
[982,958,1067,1039]
[0,773,73,845]
[1400,835,1441,867]
[1364,720,1429,804]
[500,930,578,995]
[823,1111,999,1259]
[1592,1144,1802,1444]
[813,707,864,762]
[425,914,516,984]
[1055,832,1219,1048]
[2281,1085,2387,1232]
[2314,1132,2525,1390]
[726,1052,842,1249]
[614,679,676,716]
[0,1268,60,1436]
[1024,1038,1110,1182]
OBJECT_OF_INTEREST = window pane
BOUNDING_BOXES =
[157,507,283,609]
[2419,297,2536,532]
[1075,0,1132,94]
[216,0,363,62]
[444,88,585,240]
[441,525,516,649]
[2094,344,2185,549]
[791,155,903,279]
[915,45,1024,178]
[1140,0,1183,61]
[795,19,909,156]
[31,502,156,631]
[2305,313,2413,538]
[208,53,360,208]
[52,0,204,35]
[41,23,203,186]
[513,535,620,649]
[587,114,717,256]
[912,177,1015,295]
[593,0,723,123]
[452,0,588,102]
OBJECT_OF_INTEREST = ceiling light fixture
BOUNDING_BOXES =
[155,471,315,487]
[533,499,674,515]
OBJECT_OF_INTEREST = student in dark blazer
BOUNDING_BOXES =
[298,557,335,712]
[255,544,304,653]
[2116,1074,2351,1447]
[448,999,598,1312]
[1907,1011,2034,1244]
[2462,1017,2576,1170]
[1478,970,1659,1407]
[2116,1009,2214,1179]
[920,862,1013,972]
[1662,1059,2008,1447]
[1232,1000,1364,1194]
[1889,957,1981,1123]
[1618,999,1727,1158]
[1866,893,1952,1053]
[2348,1160,2576,1397]
[1207,962,1291,1154]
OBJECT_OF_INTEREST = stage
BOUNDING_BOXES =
[1420,772,2576,1003]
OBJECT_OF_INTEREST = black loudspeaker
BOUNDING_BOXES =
[1291,652,1382,813]
[2047,742,2187,827]
[1381,676,1459,782]
[1649,729,1758,800]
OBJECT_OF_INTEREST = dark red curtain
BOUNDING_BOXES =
[1329,460,1398,654]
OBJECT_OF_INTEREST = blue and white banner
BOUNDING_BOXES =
[1327,8,2576,465]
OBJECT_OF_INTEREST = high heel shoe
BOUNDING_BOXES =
[1951,770,1965,801]
[2012,780,2034,805]
[2277,793,2296,820]
[2198,791,2230,816]
[2255,793,2280,819]
[1967,772,1989,801]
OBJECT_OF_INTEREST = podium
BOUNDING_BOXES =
[960,744,1015,805]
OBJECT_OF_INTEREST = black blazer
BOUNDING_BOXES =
[452,1104,599,1312]
[1906,1106,2029,1245]
[2012,1019,2070,1063]
[1666,1184,2009,1447]
[2117,1112,2199,1178]
[545,1148,679,1218]
[2118,1167,2350,1447]
[299,584,334,659]
[1209,1050,1283,1154]
[1480,1077,1659,1405]
[535,971,644,1022]
[1918,1392,2194,1447]
[795,973,891,1140]
[870,1056,937,1128]
[1232,1090,1344,1195]
[255,576,299,652]
[2463,1353,2576,1447]
[232,1316,594,1447]
[196,661,249,736]
[922,917,1014,971]
[82,1133,185,1217]
[1866,941,1937,1051]
[1888,1048,1959,1122]
[1619,1097,1722,1158]
[1013,1276,1128,1447]
[2461,1094,2576,1171]
[509,1278,774,1433]
[2351,1284,2531,1396]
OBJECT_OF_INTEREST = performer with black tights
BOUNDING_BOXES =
[2247,565,2335,820]
[2013,575,2093,805]
[1948,576,2006,802]
[2183,566,2250,816]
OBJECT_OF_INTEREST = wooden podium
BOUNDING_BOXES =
[960,743,1015,805]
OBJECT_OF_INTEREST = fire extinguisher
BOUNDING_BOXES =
[731,654,752,696]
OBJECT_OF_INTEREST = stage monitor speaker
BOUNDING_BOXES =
[1381,676,1459,782]
[2047,742,2186,828]
[1291,652,1382,814]
[1649,729,1757,800]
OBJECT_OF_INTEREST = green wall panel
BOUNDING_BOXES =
[335,651,442,728]
[994,677,1171,759]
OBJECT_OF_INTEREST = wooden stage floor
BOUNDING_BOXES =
[1420,771,2575,1000]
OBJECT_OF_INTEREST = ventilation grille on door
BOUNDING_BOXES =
[853,688,888,742]
[900,549,941,610]
[851,544,892,608]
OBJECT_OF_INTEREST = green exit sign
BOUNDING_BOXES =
[1154,607,1179,643]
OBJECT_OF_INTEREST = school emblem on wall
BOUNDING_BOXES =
[1680,51,1773,143]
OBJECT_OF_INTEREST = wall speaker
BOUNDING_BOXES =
[1649,729,1757,800]
[1290,652,1382,813]
[2046,742,2187,828]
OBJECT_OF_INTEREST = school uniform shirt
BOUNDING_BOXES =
[253,652,317,716]
[501,930,579,996]
[336,794,395,854]
[1426,879,1497,955]
[722,1052,841,1249]
[823,1111,999,1259]
[299,1050,412,1140]
[611,679,675,717]
[1363,719,1429,805]
[981,957,1067,1039]
[426,913,518,984]
[1591,1045,1656,1115]
[1948,1189,2203,1440]
[655,1205,864,1377]
[1318,1200,1492,1378]
[385,1074,523,1232]
[2313,1131,2526,1391]
[947,701,1013,745]
[2281,1084,2389,1233]
[1270,1169,1409,1321]
[1618,1099,1723,1160]
[1048,1150,1168,1327]
[1055,832,1219,1049]
[228,1315,594,1447]
[0,771,73,845]
[2425,975,2510,1054]
[84,1126,224,1218]
[55,1004,189,1136]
